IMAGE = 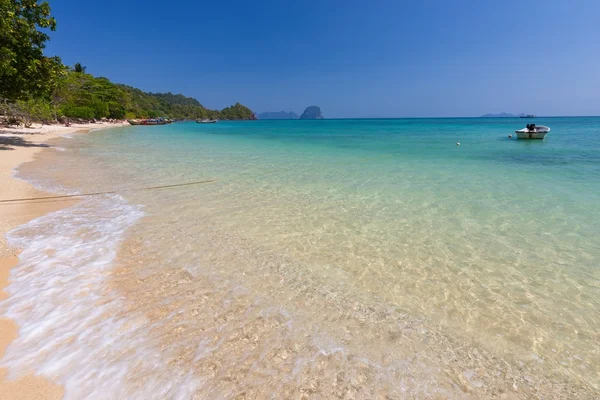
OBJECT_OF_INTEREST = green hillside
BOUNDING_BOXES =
[0,1,255,123]
[51,70,255,121]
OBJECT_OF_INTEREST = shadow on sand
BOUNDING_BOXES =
[0,135,50,151]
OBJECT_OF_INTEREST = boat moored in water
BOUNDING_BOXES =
[196,119,218,124]
[515,124,550,139]
[128,118,168,126]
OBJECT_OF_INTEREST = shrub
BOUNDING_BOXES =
[108,103,126,119]
[90,100,109,119]
[61,104,95,120]
[15,98,54,123]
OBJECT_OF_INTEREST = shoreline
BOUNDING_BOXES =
[0,122,127,399]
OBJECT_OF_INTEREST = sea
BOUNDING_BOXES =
[2,118,599,399]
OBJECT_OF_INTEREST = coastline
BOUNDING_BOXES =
[0,122,127,399]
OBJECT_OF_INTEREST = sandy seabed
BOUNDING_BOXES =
[0,122,127,399]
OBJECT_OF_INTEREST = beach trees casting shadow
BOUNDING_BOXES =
[0,135,50,151]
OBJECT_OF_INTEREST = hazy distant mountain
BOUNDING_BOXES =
[257,111,299,119]
[300,106,324,120]
[480,112,520,118]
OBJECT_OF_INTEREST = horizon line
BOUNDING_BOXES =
[252,115,600,120]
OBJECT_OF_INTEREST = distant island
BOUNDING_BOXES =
[300,106,324,120]
[257,107,325,120]
[480,112,534,118]
[257,111,299,120]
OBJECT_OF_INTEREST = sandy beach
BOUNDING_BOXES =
[0,122,127,399]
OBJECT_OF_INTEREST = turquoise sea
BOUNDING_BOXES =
[3,118,600,398]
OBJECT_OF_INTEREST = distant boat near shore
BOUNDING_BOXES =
[196,119,218,124]
[520,114,536,118]
[128,118,169,126]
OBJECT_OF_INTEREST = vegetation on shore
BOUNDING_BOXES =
[51,71,255,121]
[0,0,255,124]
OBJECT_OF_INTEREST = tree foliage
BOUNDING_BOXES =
[51,71,255,121]
[0,0,65,101]
[0,0,255,123]
[73,62,86,73]
[50,71,126,119]
[17,97,54,123]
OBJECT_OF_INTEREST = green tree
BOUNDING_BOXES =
[73,62,86,73]
[16,97,53,125]
[0,0,65,101]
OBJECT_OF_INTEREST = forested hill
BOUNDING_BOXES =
[121,88,256,120]
[4,68,256,123]
[55,71,255,121]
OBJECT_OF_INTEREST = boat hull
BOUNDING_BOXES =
[128,119,167,126]
[515,130,548,139]
[515,125,550,139]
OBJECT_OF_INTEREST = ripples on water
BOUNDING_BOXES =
[2,118,599,398]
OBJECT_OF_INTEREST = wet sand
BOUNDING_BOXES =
[0,122,126,399]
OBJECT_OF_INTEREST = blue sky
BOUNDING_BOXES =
[45,0,599,117]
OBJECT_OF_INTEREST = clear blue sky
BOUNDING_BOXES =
[44,0,599,117]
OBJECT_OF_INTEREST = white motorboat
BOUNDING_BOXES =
[515,124,550,139]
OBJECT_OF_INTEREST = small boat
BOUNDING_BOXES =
[520,114,536,118]
[515,124,550,139]
[196,119,218,124]
[128,118,167,126]
[141,118,168,125]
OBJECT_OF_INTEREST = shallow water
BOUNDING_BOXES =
[2,118,599,398]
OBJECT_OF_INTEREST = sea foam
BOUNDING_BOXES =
[0,195,203,398]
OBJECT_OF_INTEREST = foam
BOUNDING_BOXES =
[0,195,205,399]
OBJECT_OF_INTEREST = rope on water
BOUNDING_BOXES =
[0,179,218,203]
[1,137,506,203]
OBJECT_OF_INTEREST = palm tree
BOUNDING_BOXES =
[73,62,86,73]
